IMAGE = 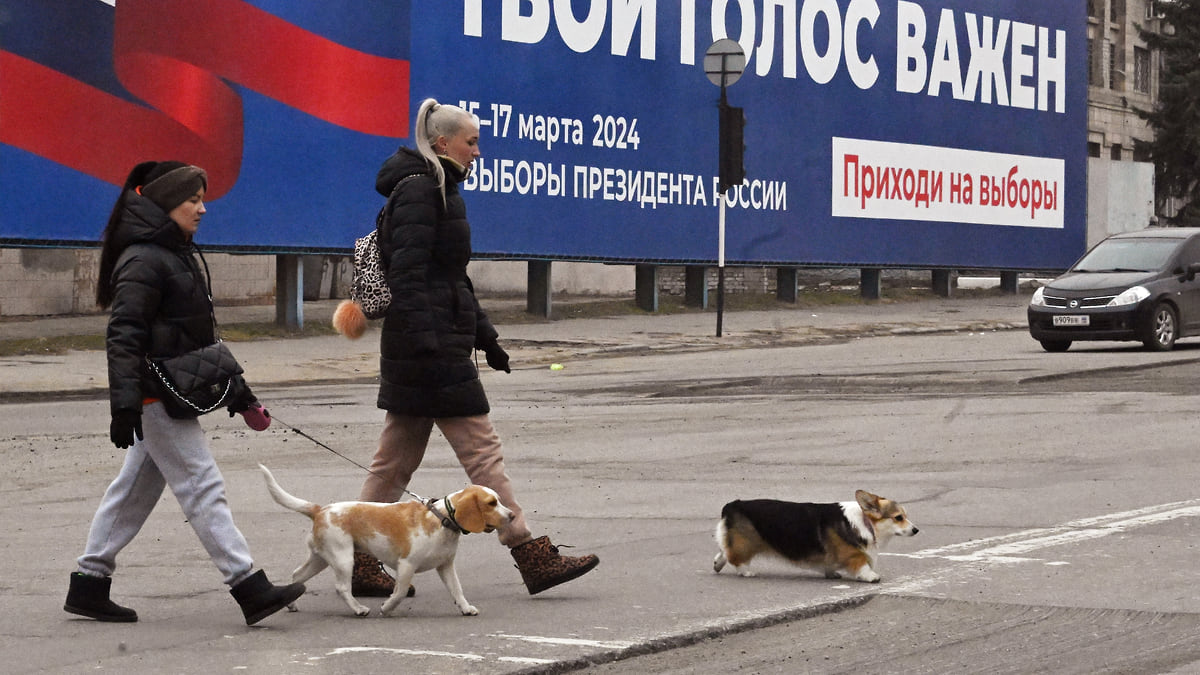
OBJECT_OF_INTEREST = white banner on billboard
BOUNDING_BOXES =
[832,137,1064,229]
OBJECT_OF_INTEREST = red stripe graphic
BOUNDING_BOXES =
[1,0,409,198]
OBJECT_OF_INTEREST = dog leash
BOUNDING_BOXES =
[269,413,467,533]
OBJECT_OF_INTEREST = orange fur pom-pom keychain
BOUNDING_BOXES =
[332,299,369,339]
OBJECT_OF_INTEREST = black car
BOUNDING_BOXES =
[1027,228,1200,352]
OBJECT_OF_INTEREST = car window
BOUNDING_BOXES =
[1177,238,1200,267]
[1071,238,1182,273]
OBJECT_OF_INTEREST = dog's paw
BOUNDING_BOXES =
[461,605,479,616]
[855,570,881,583]
[735,568,756,578]
[354,606,371,617]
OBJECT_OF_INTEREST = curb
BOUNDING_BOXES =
[510,594,876,674]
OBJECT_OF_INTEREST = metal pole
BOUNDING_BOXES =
[716,80,727,338]
[717,194,725,337]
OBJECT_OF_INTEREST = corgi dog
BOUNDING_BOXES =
[713,490,918,583]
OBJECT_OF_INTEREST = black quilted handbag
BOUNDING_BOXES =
[146,341,245,419]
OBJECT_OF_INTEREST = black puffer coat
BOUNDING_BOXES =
[374,147,500,417]
[105,192,249,416]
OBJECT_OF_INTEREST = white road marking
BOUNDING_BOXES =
[881,498,1200,596]
[901,499,1200,563]
[320,636,626,668]
[491,632,635,649]
[326,646,483,661]
[499,656,559,665]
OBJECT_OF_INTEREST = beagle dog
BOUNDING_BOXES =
[258,464,513,617]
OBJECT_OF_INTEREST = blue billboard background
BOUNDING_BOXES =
[1,0,1087,271]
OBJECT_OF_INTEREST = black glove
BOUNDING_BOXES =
[484,343,511,373]
[110,410,143,449]
[227,390,258,417]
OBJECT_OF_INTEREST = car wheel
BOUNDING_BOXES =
[1040,340,1071,352]
[1143,302,1178,351]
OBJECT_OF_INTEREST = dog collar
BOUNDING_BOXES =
[426,496,469,535]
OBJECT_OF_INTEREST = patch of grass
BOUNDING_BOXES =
[218,321,340,341]
[0,334,107,357]
[484,285,1007,324]
[0,321,340,357]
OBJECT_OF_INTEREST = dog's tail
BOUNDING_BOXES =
[720,500,745,522]
[258,464,320,518]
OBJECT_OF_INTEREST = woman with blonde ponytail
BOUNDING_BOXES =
[346,98,600,599]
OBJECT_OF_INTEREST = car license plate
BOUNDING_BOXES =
[1052,314,1089,327]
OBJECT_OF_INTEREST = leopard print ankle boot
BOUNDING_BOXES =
[352,551,395,597]
[510,536,599,595]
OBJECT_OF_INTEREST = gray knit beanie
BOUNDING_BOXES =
[140,162,208,212]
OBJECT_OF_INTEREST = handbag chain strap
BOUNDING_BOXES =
[145,355,235,414]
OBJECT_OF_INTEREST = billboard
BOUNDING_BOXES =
[1,0,1087,270]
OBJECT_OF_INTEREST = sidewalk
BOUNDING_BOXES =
[0,290,1032,399]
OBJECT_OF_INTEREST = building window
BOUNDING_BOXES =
[1107,41,1119,90]
[1111,145,1123,160]
[1087,39,1095,85]
[1134,141,1152,162]
[1111,0,1123,23]
[1133,47,1151,93]
[1089,142,1102,158]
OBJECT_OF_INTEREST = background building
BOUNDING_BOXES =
[1084,0,1163,250]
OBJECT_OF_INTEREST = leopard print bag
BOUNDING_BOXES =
[350,173,426,320]
[350,228,390,320]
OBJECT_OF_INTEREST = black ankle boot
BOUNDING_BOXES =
[229,570,305,626]
[64,572,138,622]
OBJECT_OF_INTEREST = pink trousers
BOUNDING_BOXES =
[358,412,532,547]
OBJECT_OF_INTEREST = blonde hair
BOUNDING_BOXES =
[414,98,474,204]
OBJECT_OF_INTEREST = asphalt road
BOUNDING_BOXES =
[5,328,1200,673]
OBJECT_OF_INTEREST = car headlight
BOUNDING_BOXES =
[1030,286,1047,307]
[1108,286,1150,307]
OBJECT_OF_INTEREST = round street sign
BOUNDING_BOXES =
[704,38,746,88]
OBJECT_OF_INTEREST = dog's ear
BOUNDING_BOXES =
[856,490,883,516]
[452,487,488,533]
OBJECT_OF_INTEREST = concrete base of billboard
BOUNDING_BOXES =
[275,255,303,329]
[685,267,709,309]
[775,268,798,304]
[635,264,658,312]
[527,260,552,318]
[932,270,955,298]
[861,269,882,300]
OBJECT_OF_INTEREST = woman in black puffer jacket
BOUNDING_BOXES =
[65,161,304,626]
[348,99,599,598]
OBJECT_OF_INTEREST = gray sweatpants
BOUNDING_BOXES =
[76,402,255,586]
